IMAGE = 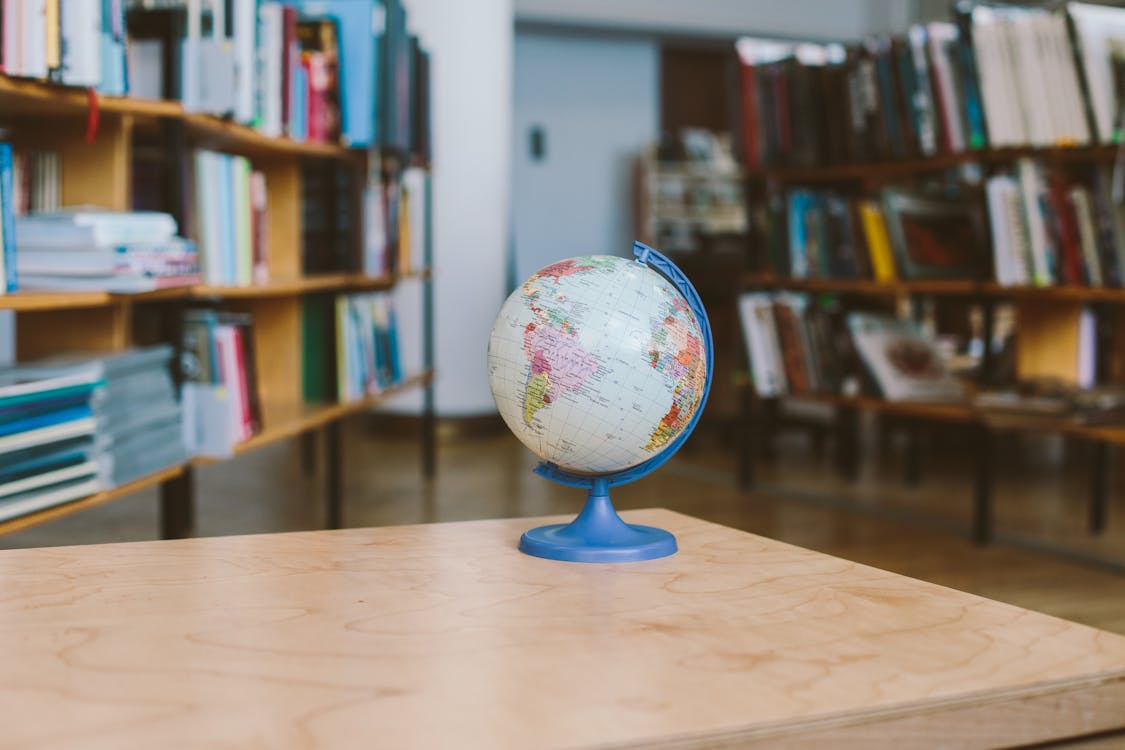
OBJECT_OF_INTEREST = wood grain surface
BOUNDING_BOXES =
[1,509,1124,749]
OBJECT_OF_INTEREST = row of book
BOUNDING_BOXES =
[192,150,268,286]
[758,158,1125,289]
[986,160,1125,288]
[756,185,982,283]
[739,293,966,403]
[14,208,200,292]
[180,308,262,457]
[0,0,129,95]
[0,346,186,523]
[335,291,402,402]
[1,0,431,155]
[735,1,1125,168]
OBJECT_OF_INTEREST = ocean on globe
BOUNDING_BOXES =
[487,255,708,475]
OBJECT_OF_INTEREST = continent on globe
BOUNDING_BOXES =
[519,258,610,427]
[644,296,705,451]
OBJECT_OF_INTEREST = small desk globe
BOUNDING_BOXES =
[487,242,713,562]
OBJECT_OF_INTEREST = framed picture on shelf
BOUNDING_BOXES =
[880,188,989,280]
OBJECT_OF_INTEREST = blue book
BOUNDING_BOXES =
[291,64,309,142]
[291,0,377,147]
[0,393,92,425]
[0,405,95,438]
[0,143,16,292]
[0,440,93,483]
[219,155,237,285]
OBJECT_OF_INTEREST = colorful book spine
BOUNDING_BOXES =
[0,143,16,293]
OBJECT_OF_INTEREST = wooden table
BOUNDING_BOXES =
[2,509,1125,749]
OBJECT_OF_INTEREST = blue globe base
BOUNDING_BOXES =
[518,479,677,563]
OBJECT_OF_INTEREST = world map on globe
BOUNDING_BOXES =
[487,255,707,474]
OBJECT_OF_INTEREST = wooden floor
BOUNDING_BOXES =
[3,418,1125,642]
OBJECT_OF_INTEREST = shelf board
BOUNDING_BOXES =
[747,144,1121,183]
[2,271,429,310]
[1,74,357,160]
[743,274,1125,302]
[0,464,184,536]
[192,371,434,467]
[742,274,982,297]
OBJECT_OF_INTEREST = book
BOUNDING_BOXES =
[0,475,103,523]
[880,188,988,280]
[858,200,896,283]
[16,209,177,248]
[847,312,965,402]
[0,142,15,292]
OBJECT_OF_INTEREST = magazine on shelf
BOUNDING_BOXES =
[846,312,965,402]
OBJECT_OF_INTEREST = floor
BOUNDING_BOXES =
[4,416,1125,640]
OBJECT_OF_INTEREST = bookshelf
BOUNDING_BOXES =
[0,70,436,539]
[730,6,1125,552]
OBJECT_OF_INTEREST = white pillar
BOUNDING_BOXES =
[384,0,513,417]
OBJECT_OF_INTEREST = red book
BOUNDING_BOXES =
[738,59,761,170]
[1048,174,1086,286]
[229,326,254,441]
[249,171,269,284]
[303,53,330,143]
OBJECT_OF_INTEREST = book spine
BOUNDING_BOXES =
[0,143,16,293]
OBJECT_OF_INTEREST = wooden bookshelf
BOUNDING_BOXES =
[191,372,434,467]
[0,71,437,539]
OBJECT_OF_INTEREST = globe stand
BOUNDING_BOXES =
[514,242,714,564]
[518,477,677,563]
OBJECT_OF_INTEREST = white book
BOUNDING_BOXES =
[738,293,785,398]
[1001,178,1033,286]
[1014,12,1054,146]
[23,0,49,79]
[1078,307,1097,389]
[1070,186,1103,287]
[1016,159,1053,286]
[257,3,284,137]
[16,210,177,248]
[181,0,202,111]
[1048,13,1091,145]
[60,0,102,86]
[233,0,257,123]
[0,476,103,523]
[0,460,99,500]
[1068,2,1125,143]
[0,368,101,400]
[986,177,1017,286]
[0,417,98,456]
[3,0,23,77]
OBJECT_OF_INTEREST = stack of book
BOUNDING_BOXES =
[758,185,988,283]
[180,309,262,457]
[0,365,103,522]
[0,0,128,95]
[335,291,401,402]
[17,346,186,488]
[192,150,268,286]
[735,2,1125,169]
[739,293,965,403]
[15,208,199,292]
[0,345,186,522]
[986,159,1125,288]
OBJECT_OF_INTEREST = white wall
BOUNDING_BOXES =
[381,0,514,417]
[514,0,918,40]
[512,32,659,283]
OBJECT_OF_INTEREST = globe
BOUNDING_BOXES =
[487,242,713,563]
[488,254,707,473]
